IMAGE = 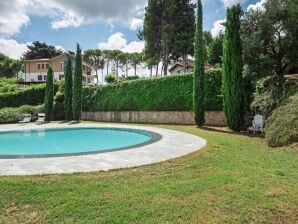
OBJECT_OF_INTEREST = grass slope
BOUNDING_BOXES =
[0,125,297,223]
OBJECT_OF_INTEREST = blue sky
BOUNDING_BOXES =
[0,0,265,59]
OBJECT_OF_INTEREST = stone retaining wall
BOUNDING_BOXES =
[82,111,226,126]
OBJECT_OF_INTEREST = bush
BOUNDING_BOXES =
[266,93,298,147]
[83,69,223,112]
[251,77,297,118]
[0,83,58,109]
[105,74,116,84]
[0,78,18,93]
[0,105,44,123]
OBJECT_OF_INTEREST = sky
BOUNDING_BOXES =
[0,0,267,61]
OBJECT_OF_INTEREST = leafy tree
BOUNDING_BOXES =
[83,49,104,79]
[73,44,83,122]
[102,50,113,75]
[193,0,205,126]
[0,53,22,78]
[222,5,245,131]
[171,0,195,72]
[23,41,62,60]
[109,50,123,79]
[209,32,224,65]
[64,57,73,121]
[44,66,54,122]
[140,0,163,76]
[130,53,143,76]
[241,0,298,93]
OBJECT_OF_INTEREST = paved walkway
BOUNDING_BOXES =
[0,123,206,176]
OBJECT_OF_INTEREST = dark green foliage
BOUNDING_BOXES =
[222,5,246,131]
[209,33,224,65]
[64,58,73,121]
[53,102,65,121]
[83,71,223,112]
[44,66,54,121]
[0,53,22,78]
[105,74,116,84]
[23,41,62,60]
[73,44,83,121]
[266,93,298,147]
[204,69,223,111]
[193,0,205,126]
[241,0,298,91]
[0,84,58,109]
[0,105,44,124]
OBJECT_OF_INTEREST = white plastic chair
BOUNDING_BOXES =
[19,114,31,123]
[36,113,46,124]
[252,115,264,134]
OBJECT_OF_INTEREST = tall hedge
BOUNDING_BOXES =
[73,44,83,121]
[222,5,245,131]
[193,0,205,126]
[83,70,223,112]
[0,84,58,109]
[64,57,73,121]
[44,66,54,121]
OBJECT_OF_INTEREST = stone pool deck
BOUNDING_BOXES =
[0,123,206,176]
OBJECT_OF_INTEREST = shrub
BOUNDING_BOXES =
[83,70,223,112]
[0,105,44,123]
[266,93,298,147]
[105,74,116,84]
[251,77,297,118]
[0,83,58,109]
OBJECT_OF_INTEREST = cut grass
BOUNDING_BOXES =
[0,124,297,223]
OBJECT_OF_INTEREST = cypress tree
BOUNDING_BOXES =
[64,57,73,121]
[193,0,205,126]
[44,66,54,122]
[222,5,245,131]
[73,44,83,122]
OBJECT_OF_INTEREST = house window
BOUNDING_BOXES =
[83,77,86,82]
[44,75,47,80]
[38,64,40,69]
[59,75,64,80]
[61,63,64,69]
[41,64,44,69]
[38,75,43,81]
[46,64,49,69]
[88,78,90,83]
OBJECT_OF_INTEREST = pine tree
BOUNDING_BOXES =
[44,66,54,122]
[64,57,73,121]
[193,0,205,126]
[73,44,83,122]
[222,5,245,131]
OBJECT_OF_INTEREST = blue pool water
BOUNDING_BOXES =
[0,128,154,157]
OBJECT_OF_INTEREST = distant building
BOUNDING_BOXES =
[169,59,195,75]
[169,59,214,75]
[23,52,96,85]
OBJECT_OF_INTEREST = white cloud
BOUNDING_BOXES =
[221,0,246,8]
[0,39,29,59]
[98,33,144,53]
[0,0,148,36]
[0,1,30,36]
[247,0,268,11]
[211,19,225,37]
[130,18,143,30]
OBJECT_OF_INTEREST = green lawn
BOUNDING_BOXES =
[0,124,297,223]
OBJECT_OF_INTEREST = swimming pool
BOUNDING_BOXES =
[0,128,161,158]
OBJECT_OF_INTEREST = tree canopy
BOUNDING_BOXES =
[0,53,22,78]
[23,41,63,60]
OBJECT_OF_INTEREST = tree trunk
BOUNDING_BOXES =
[183,54,187,73]
[156,63,159,77]
[134,64,137,76]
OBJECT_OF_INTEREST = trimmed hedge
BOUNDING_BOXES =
[0,83,58,109]
[266,93,298,147]
[83,69,223,112]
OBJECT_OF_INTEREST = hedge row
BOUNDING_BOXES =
[0,83,58,109]
[0,105,44,123]
[83,69,223,112]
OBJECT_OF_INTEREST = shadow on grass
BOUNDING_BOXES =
[199,126,265,138]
